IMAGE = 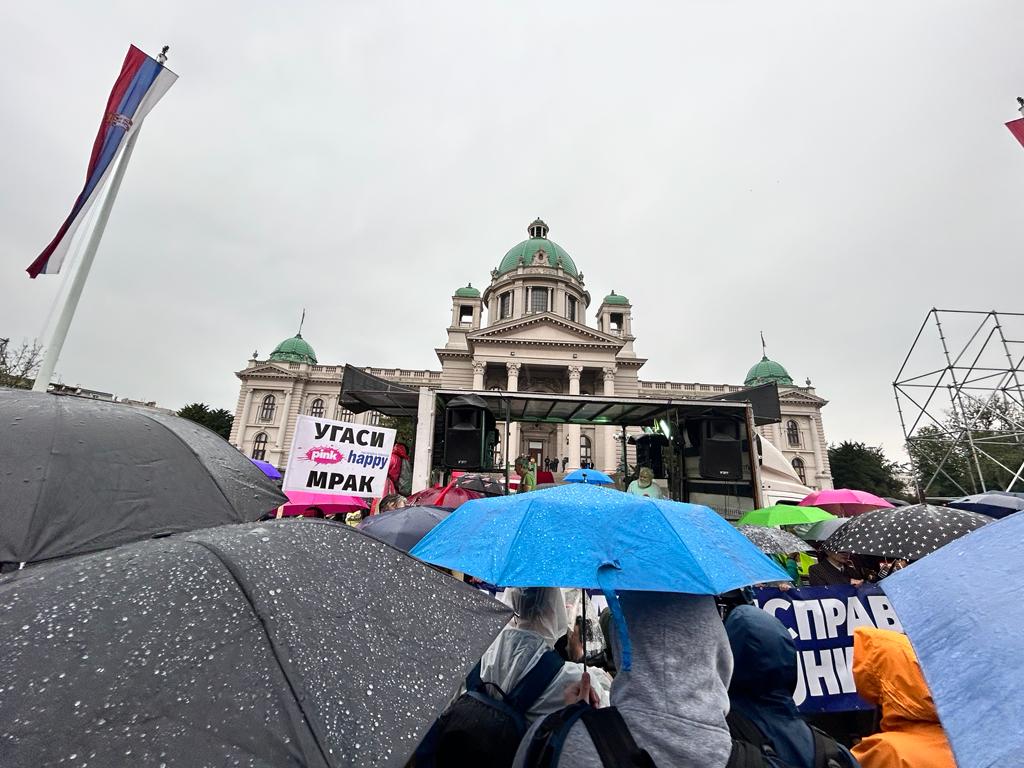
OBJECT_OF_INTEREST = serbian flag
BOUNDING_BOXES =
[26,46,177,278]
[1007,118,1024,149]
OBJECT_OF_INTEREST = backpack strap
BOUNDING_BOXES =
[522,702,591,768]
[726,739,772,768]
[809,726,852,768]
[580,707,657,768]
[506,650,565,712]
[726,709,772,752]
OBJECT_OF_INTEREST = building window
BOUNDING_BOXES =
[336,407,355,421]
[309,398,325,418]
[529,287,550,314]
[251,432,268,461]
[609,312,624,333]
[259,394,276,422]
[499,292,513,320]
[459,305,473,325]
[367,411,383,426]
[580,435,593,468]
[792,457,806,484]
[786,420,800,447]
[566,295,578,322]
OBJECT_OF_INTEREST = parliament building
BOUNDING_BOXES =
[228,219,833,491]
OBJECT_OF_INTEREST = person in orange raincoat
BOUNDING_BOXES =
[851,627,955,768]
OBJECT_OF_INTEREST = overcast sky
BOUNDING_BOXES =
[2,1,1023,456]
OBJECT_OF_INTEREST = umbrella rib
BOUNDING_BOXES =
[144,412,241,516]
[189,538,334,767]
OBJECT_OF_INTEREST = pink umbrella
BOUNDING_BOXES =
[279,490,368,518]
[406,482,483,509]
[799,489,894,518]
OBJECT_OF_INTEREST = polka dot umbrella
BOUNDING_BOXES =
[820,503,992,561]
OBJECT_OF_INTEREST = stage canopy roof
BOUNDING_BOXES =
[340,366,781,426]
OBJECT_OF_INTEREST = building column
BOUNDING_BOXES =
[278,385,295,452]
[472,360,486,390]
[235,387,254,448]
[602,366,617,472]
[506,362,521,462]
[808,413,830,489]
[567,365,582,468]
[412,386,437,493]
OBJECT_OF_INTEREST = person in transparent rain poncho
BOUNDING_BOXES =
[476,587,611,721]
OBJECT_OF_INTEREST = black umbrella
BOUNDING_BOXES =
[820,503,992,561]
[454,474,506,496]
[357,504,451,552]
[0,390,286,566]
[0,520,510,767]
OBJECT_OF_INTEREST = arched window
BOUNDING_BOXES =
[251,432,268,461]
[259,394,276,422]
[792,457,806,484]
[336,406,355,421]
[580,435,593,468]
[786,419,800,447]
[309,398,325,418]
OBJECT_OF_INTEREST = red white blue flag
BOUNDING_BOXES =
[27,46,177,278]
[1007,118,1024,150]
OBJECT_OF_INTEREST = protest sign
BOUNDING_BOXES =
[282,415,396,498]
[752,584,903,713]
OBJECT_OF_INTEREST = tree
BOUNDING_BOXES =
[0,338,43,390]
[378,414,416,454]
[907,395,1024,497]
[827,441,910,500]
[177,403,234,440]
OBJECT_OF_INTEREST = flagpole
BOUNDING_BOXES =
[32,127,143,392]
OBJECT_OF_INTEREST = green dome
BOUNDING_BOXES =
[744,355,793,387]
[496,219,578,278]
[455,283,481,298]
[602,291,629,305]
[269,333,317,365]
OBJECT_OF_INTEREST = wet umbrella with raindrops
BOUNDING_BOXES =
[0,390,287,567]
[819,503,991,561]
[0,519,510,767]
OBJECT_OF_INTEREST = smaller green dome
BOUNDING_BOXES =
[455,283,481,298]
[602,291,629,305]
[744,355,793,387]
[269,333,317,365]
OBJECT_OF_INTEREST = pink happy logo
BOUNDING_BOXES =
[304,445,344,464]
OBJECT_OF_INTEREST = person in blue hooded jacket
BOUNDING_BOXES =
[725,605,859,768]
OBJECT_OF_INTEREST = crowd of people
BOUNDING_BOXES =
[276,451,954,767]
[410,584,953,768]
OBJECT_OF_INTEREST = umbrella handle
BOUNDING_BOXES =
[581,590,587,671]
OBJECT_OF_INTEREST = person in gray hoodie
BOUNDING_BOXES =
[514,590,734,768]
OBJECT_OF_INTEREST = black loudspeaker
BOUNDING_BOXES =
[443,407,495,470]
[634,434,669,478]
[698,418,744,481]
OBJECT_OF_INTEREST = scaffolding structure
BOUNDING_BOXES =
[894,309,1024,500]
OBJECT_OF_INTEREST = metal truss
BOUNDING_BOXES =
[894,309,1024,499]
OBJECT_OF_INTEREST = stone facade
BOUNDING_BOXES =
[229,219,833,490]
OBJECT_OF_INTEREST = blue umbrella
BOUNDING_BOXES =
[562,468,615,485]
[411,484,788,668]
[357,504,450,552]
[249,458,282,480]
[946,492,1024,519]
[884,510,1024,768]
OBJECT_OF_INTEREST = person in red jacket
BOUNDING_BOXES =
[385,443,411,497]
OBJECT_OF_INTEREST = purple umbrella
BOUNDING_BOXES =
[250,458,281,480]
